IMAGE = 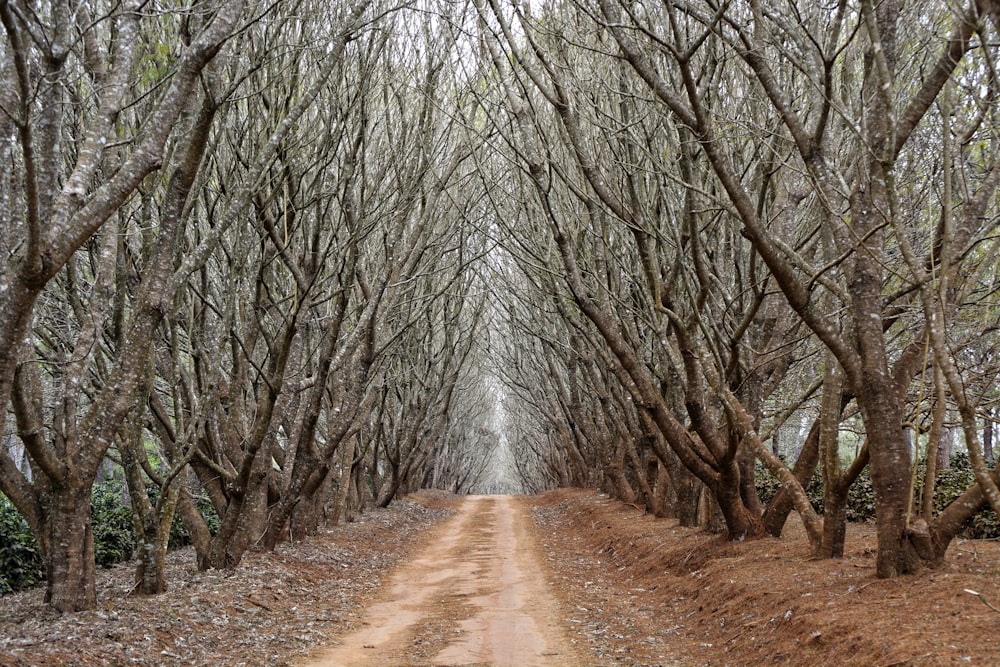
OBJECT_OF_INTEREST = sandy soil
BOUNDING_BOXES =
[299,495,585,667]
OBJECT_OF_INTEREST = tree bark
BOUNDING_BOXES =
[43,488,97,611]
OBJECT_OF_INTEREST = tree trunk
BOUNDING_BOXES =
[860,393,914,576]
[674,465,701,528]
[347,456,368,520]
[653,459,675,519]
[606,439,636,504]
[175,483,213,569]
[44,488,97,612]
[984,412,994,466]
[818,486,849,558]
[763,423,820,536]
[289,464,334,541]
[329,438,356,526]
[713,464,764,539]
[738,448,762,517]
[204,451,269,570]
[134,483,179,595]
[376,462,401,508]
[907,466,1000,564]
[936,425,953,470]
[698,486,727,534]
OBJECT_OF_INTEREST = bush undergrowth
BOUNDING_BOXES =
[1,481,220,595]
[755,452,999,538]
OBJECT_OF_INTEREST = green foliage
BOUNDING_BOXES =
[163,494,220,548]
[753,464,879,523]
[755,454,1000,538]
[754,462,824,514]
[845,473,876,523]
[137,42,175,88]
[90,481,135,568]
[3,480,224,594]
[931,453,1000,539]
[0,494,44,595]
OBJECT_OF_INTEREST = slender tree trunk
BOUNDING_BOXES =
[134,484,180,595]
[176,482,213,569]
[329,438,356,526]
[937,428,953,470]
[985,412,995,466]
[819,487,850,558]
[763,423,821,536]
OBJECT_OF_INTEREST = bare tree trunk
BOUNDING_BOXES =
[763,424,821,536]
[652,460,674,518]
[985,411,995,466]
[329,438,357,526]
[43,490,97,610]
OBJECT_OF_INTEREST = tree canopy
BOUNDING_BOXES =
[2,0,1000,610]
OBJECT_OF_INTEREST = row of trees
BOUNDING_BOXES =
[4,0,1000,613]
[0,0,513,612]
[475,0,1000,579]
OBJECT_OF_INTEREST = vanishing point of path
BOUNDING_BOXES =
[299,495,587,667]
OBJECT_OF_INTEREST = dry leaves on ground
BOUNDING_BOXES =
[6,489,1000,667]
[0,493,456,667]
[531,489,1000,667]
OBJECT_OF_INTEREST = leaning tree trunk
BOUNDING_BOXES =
[763,423,820,536]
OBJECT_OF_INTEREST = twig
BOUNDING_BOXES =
[964,589,1000,613]
[245,595,276,612]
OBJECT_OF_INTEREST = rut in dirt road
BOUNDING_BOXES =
[299,495,587,667]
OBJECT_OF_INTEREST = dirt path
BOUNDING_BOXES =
[299,495,586,667]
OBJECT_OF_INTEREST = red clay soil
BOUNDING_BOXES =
[530,488,1000,667]
[2,489,999,667]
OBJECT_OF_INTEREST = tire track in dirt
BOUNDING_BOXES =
[298,495,587,667]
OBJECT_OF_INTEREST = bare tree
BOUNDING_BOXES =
[0,0,245,611]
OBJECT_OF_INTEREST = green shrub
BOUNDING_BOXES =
[754,462,784,507]
[753,462,825,514]
[91,481,135,567]
[754,453,1000,537]
[0,494,44,594]
[932,453,1000,539]
[164,493,220,548]
[753,461,884,524]
[845,472,875,522]
[2,481,222,595]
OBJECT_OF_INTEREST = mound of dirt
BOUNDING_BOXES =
[530,489,1000,666]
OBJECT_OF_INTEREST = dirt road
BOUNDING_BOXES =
[299,495,586,667]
